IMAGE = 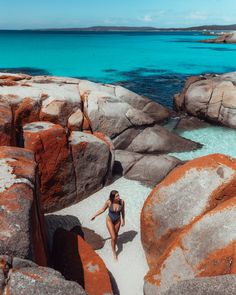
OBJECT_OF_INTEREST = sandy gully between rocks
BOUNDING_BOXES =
[55,177,152,295]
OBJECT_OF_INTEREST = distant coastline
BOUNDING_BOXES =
[1,24,236,32]
[33,24,236,32]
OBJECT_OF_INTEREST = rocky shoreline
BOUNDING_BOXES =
[0,72,235,294]
[201,31,236,43]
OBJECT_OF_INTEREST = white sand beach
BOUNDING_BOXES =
[55,177,152,295]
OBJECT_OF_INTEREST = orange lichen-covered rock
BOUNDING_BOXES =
[0,74,81,132]
[0,72,195,156]
[23,122,75,213]
[0,101,13,146]
[40,99,80,127]
[13,97,41,127]
[52,228,113,295]
[141,154,236,294]
[23,124,114,213]
[0,147,49,266]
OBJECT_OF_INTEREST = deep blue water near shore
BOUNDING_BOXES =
[1,31,236,107]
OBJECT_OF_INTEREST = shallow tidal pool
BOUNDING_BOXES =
[170,125,236,161]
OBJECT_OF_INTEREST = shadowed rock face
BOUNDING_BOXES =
[45,214,104,251]
[0,255,86,295]
[0,147,49,265]
[141,154,236,295]
[0,101,13,146]
[52,228,113,295]
[174,72,236,129]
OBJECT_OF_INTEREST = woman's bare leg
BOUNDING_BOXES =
[114,220,121,255]
[114,219,121,235]
[106,216,117,260]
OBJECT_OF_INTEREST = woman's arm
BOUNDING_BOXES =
[91,201,109,221]
[121,200,125,226]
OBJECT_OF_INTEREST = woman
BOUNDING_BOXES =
[91,190,125,260]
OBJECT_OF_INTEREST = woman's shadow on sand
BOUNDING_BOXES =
[116,230,137,256]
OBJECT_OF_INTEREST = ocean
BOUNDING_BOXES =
[1,30,236,159]
[1,30,236,107]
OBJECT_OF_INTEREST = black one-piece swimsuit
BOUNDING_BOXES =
[108,200,123,224]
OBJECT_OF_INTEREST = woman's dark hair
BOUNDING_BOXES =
[109,190,119,203]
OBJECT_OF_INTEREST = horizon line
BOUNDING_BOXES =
[0,24,236,31]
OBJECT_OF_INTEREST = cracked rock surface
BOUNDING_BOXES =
[174,72,236,128]
[0,147,48,265]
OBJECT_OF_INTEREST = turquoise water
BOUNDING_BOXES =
[170,126,236,160]
[1,30,236,160]
[1,31,236,106]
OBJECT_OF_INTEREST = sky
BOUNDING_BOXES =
[0,0,236,29]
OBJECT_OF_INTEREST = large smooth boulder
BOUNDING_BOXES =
[114,150,182,186]
[80,81,172,139]
[114,125,201,153]
[141,154,236,294]
[174,72,236,129]
[0,147,49,265]
[83,91,132,138]
[52,228,113,295]
[0,255,86,295]
[69,131,112,200]
[23,122,75,212]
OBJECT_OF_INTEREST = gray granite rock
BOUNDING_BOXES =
[6,266,86,295]
[163,275,236,295]
[126,125,201,153]
[12,257,38,269]
[174,72,236,129]
[115,150,182,186]
[174,116,210,131]
[69,131,111,200]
